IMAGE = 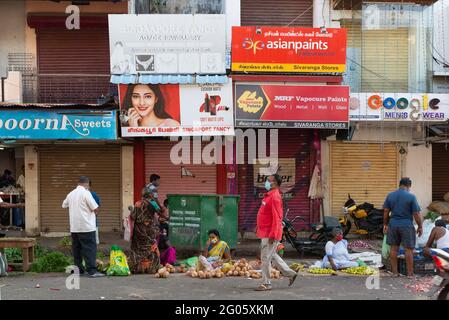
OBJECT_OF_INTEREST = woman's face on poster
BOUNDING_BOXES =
[131,85,158,118]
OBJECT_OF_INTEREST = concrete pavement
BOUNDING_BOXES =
[0,270,429,300]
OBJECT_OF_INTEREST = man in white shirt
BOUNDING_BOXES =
[62,176,104,277]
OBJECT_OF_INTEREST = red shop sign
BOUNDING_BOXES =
[235,83,349,129]
[232,26,347,73]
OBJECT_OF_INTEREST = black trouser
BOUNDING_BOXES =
[0,208,9,225]
[71,231,97,275]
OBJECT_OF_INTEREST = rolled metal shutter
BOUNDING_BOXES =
[432,143,449,201]
[36,26,111,103]
[330,142,399,216]
[144,140,217,202]
[238,129,312,232]
[39,145,122,232]
[241,0,313,26]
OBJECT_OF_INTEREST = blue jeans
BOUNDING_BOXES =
[13,208,24,227]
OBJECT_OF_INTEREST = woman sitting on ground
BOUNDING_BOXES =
[198,229,231,271]
[321,228,359,270]
[159,235,177,266]
[424,219,449,256]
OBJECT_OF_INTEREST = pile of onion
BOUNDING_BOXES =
[155,267,170,278]
[186,268,224,279]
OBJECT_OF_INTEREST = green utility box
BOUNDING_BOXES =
[167,194,239,251]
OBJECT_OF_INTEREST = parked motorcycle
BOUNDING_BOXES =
[340,194,384,237]
[427,249,449,300]
[282,209,343,258]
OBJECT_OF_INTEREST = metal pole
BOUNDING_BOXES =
[1,77,5,102]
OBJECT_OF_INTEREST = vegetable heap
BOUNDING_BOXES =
[289,263,305,272]
[341,266,377,275]
[154,264,187,278]
[307,267,337,275]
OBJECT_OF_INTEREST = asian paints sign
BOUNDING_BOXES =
[349,93,449,122]
[0,110,117,140]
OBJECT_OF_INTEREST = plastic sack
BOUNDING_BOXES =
[0,252,7,276]
[107,245,131,276]
[416,219,436,248]
[349,252,382,268]
[356,260,367,267]
[123,215,133,242]
[222,262,233,273]
[196,256,219,271]
[382,234,390,260]
[178,256,199,268]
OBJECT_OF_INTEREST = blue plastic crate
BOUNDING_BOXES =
[398,256,436,275]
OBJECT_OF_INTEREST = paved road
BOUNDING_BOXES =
[0,271,429,300]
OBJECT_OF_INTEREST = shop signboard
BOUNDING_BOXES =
[253,158,296,199]
[235,83,349,129]
[231,27,347,73]
[350,93,449,122]
[0,110,117,140]
[108,14,226,75]
[119,83,234,136]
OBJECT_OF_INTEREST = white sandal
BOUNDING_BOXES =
[254,284,272,291]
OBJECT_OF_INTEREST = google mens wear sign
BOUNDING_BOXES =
[0,110,117,140]
[349,93,449,122]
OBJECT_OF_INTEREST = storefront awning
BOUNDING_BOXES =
[429,124,449,139]
[110,74,228,85]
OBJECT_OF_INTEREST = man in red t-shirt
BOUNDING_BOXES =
[255,174,298,291]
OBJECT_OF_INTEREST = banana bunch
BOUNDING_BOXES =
[289,263,305,272]
[342,266,377,275]
[307,267,336,275]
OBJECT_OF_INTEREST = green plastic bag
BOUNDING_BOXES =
[107,245,130,276]
[177,256,199,268]
[382,235,390,260]
[356,259,367,267]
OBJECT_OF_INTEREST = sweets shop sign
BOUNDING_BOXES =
[0,110,117,140]
[350,93,449,122]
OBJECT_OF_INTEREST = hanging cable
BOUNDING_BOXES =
[285,4,314,27]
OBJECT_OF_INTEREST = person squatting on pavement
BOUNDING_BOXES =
[255,174,298,291]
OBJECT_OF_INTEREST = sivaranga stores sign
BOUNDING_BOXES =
[235,83,350,129]
[231,27,347,73]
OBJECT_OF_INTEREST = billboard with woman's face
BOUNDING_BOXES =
[119,83,234,137]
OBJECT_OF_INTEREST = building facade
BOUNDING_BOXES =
[0,0,132,236]
[1,0,448,237]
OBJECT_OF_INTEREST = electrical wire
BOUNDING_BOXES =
[346,57,425,93]
[285,4,314,27]
[322,0,327,28]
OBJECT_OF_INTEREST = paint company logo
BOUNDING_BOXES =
[241,30,331,56]
[242,37,265,55]
[237,91,266,114]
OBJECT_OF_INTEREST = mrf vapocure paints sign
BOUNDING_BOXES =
[349,93,449,122]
